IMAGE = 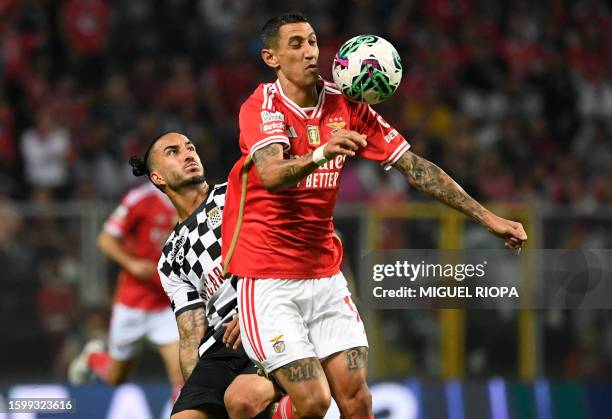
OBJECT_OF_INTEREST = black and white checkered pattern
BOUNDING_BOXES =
[158,183,237,355]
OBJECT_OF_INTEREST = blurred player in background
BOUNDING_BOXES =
[222,11,528,419]
[129,132,290,419]
[68,179,183,398]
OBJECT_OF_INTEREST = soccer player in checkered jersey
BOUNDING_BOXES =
[68,180,183,398]
[128,132,289,419]
[222,12,528,419]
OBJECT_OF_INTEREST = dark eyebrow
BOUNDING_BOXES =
[287,32,316,43]
[164,145,179,152]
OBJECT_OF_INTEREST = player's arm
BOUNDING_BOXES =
[253,129,367,192]
[175,306,206,380]
[97,231,156,279]
[392,150,527,249]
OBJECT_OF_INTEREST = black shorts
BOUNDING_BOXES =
[172,347,258,417]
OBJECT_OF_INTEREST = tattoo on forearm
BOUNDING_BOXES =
[252,143,318,190]
[277,357,323,382]
[393,151,486,223]
[176,307,206,380]
[344,347,368,370]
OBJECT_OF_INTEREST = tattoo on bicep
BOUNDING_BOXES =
[252,144,282,167]
[344,347,368,370]
[276,357,323,382]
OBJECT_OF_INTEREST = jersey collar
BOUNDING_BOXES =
[273,78,326,121]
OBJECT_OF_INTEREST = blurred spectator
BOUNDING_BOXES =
[20,110,72,199]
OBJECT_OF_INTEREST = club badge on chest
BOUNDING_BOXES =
[307,125,320,146]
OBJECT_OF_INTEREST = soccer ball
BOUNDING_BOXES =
[332,35,403,105]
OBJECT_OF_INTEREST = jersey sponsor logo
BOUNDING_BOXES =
[260,111,284,123]
[296,155,346,190]
[384,129,398,143]
[207,207,222,230]
[260,121,285,134]
[307,125,320,145]
[270,333,285,353]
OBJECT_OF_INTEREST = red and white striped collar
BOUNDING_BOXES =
[273,79,326,120]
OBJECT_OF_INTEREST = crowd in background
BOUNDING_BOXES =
[1,0,612,380]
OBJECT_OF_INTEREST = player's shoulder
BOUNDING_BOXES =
[241,82,278,112]
[209,182,227,206]
[122,182,160,207]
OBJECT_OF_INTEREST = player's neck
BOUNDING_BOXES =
[169,182,210,223]
[277,75,318,107]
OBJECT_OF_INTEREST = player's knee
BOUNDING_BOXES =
[224,390,263,419]
[295,391,331,419]
[336,383,372,416]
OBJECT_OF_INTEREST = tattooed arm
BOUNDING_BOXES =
[175,306,206,380]
[393,150,527,248]
[252,129,367,192]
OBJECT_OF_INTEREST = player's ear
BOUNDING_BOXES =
[261,48,279,69]
[149,171,166,188]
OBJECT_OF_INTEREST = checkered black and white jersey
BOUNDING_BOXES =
[158,183,237,356]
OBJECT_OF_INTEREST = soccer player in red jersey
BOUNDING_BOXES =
[222,12,528,419]
[68,181,183,398]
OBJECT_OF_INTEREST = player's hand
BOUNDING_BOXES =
[483,213,527,252]
[222,315,242,350]
[127,259,157,280]
[323,129,367,159]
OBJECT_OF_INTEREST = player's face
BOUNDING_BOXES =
[265,22,319,88]
[150,134,205,190]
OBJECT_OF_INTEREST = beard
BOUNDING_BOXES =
[166,174,206,191]
[180,175,206,188]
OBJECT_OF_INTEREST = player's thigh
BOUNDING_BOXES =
[308,273,369,360]
[108,303,146,361]
[321,347,370,410]
[237,278,316,374]
[272,356,331,413]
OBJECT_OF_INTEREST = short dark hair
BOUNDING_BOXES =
[261,11,309,48]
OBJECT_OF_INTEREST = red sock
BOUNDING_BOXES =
[271,395,293,419]
[87,352,111,382]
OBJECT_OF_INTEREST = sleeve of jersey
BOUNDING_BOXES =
[353,104,411,171]
[102,200,132,238]
[239,92,290,158]
[158,254,205,317]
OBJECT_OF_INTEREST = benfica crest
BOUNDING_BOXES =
[270,334,286,353]
[306,125,320,145]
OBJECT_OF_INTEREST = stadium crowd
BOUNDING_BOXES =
[1,0,611,380]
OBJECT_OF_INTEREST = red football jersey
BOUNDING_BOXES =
[103,183,176,310]
[222,79,410,279]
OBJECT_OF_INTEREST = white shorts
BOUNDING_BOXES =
[108,303,179,361]
[237,272,368,373]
